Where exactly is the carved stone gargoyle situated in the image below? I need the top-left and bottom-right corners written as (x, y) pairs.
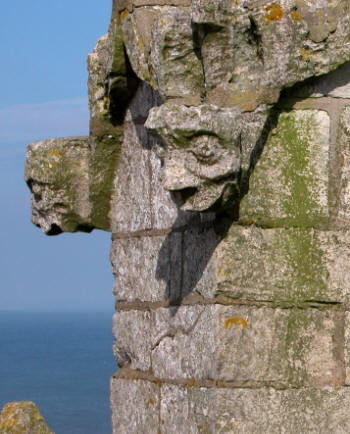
top-left (26, 0), bottom-right (350, 232)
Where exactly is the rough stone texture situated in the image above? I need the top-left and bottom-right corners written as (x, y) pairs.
top-left (214, 226), bottom-right (350, 303)
top-left (113, 305), bottom-right (343, 387)
top-left (24, 0), bottom-right (350, 433)
top-left (110, 378), bottom-right (159, 434)
top-left (111, 233), bottom-right (182, 303)
top-left (0, 401), bottom-right (54, 434)
top-left (336, 106), bottom-right (350, 225)
top-left (25, 137), bottom-right (91, 234)
top-left (160, 385), bottom-right (350, 433)
top-left (240, 109), bottom-right (330, 227)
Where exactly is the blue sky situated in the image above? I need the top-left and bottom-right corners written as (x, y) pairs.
top-left (0, 0), bottom-right (114, 311)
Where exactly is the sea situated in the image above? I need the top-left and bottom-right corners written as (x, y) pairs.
top-left (0, 311), bottom-right (117, 434)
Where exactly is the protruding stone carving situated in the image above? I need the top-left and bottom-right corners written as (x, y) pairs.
top-left (116, 0), bottom-right (350, 212)
top-left (25, 137), bottom-right (91, 235)
top-left (146, 104), bottom-right (242, 211)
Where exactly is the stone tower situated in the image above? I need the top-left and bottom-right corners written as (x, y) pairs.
top-left (25, 0), bottom-right (350, 432)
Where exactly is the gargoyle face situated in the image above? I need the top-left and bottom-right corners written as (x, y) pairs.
top-left (146, 104), bottom-right (242, 212)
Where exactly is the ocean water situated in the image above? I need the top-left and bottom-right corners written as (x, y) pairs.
top-left (0, 311), bottom-right (116, 434)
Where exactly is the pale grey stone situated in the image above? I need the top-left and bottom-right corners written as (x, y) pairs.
top-left (215, 305), bottom-right (343, 387)
top-left (148, 135), bottom-right (186, 229)
top-left (345, 311), bottom-right (350, 386)
top-left (336, 106), bottom-right (350, 225)
top-left (111, 232), bottom-right (182, 303)
top-left (160, 385), bottom-right (350, 433)
top-left (214, 387), bottom-right (350, 433)
top-left (110, 378), bottom-right (159, 434)
top-left (112, 311), bottom-right (152, 370)
top-left (111, 120), bottom-right (152, 233)
top-left (151, 306), bottom-right (216, 380)
top-left (113, 305), bottom-right (341, 386)
top-left (146, 104), bottom-right (242, 212)
top-left (160, 384), bottom-right (200, 434)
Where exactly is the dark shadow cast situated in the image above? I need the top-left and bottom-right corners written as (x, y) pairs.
top-left (140, 58), bottom-right (349, 316)
top-left (153, 98), bottom-right (288, 315)
top-left (285, 60), bottom-right (350, 99)
top-left (155, 211), bottom-right (232, 315)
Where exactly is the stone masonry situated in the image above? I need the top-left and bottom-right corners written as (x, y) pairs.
top-left (25, 1), bottom-right (350, 432)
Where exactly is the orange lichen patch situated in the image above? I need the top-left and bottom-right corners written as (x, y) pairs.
top-left (147, 397), bottom-right (156, 408)
top-left (186, 378), bottom-right (197, 387)
top-left (48, 149), bottom-right (60, 158)
top-left (290, 11), bottom-right (303, 22)
top-left (299, 48), bottom-right (312, 61)
top-left (119, 9), bottom-right (128, 20)
top-left (265, 3), bottom-right (284, 21)
top-left (198, 424), bottom-right (204, 430)
top-left (224, 317), bottom-right (248, 329)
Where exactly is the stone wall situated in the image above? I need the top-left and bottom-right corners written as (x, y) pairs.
top-left (109, 65), bottom-right (350, 433)
top-left (25, 1), bottom-right (350, 432)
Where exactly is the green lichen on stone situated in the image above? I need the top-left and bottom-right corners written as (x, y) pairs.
top-left (88, 115), bottom-right (123, 231)
top-left (273, 229), bottom-right (328, 302)
top-left (278, 113), bottom-right (322, 227)
top-left (284, 308), bottom-right (315, 385)
top-left (239, 110), bottom-right (329, 228)
top-left (110, 20), bottom-right (127, 77)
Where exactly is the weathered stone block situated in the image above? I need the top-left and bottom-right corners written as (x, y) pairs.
top-left (113, 305), bottom-right (342, 387)
top-left (240, 109), bottom-right (330, 228)
top-left (25, 137), bottom-right (91, 234)
top-left (160, 384), bottom-right (214, 434)
top-left (113, 307), bottom-right (210, 375)
top-left (214, 387), bottom-right (350, 433)
top-left (113, 310), bottom-right (153, 370)
top-left (336, 106), bottom-right (350, 226)
top-left (149, 8), bottom-right (204, 99)
top-left (151, 306), bottom-right (216, 380)
top-left (110, 378), bottom-right (159, 434)
top-left (215, 225), bottom-right (350, 303)
top-left (111, 119), bottom-right (152, 233)
top-left (159, 385), bottom-right (350, 433)
top-left (216, 305), bottom-right (343, 387)
top-left (344, 311), bottom-right (350, 386)
top-left (111, 232), bottom-right (182, 303)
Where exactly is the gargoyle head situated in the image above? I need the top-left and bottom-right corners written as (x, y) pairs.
top-left (146, 103), bottom-right (242, 212)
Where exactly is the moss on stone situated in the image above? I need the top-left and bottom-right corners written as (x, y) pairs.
top-left (274, 229), bottom-right (328, 302)
top-left (89, 115), bottom-right (123, 231)
top-left (239, 110), bottom-right (329, 229)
